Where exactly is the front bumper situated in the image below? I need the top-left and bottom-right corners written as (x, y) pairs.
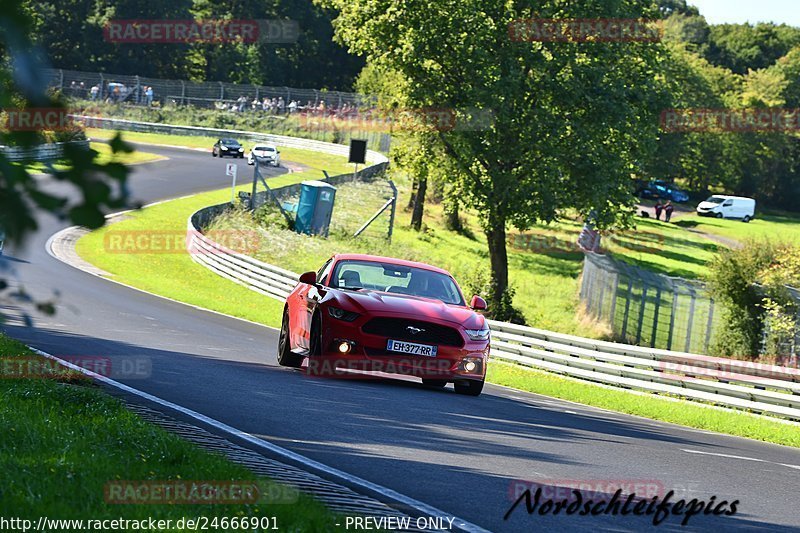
top-left (308, 314), bottom-right (489, 382)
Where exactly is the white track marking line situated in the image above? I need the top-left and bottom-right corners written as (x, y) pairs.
top-left (30, 347), bottom-right (491, 533)
top-left (682, 449), bottom-right (800, 470)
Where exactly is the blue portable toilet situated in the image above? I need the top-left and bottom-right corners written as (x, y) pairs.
top-left (295, 180), bottom-right (336, 237)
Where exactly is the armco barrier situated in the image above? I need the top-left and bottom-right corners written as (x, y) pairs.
top-left (186, 218), bottom-right (800, 421)
top-left (1, 140), bottom-right (90, 162)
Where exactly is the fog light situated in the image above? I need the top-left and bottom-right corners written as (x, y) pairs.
top-left (464, 361), bottom-right (476, 372)
top-left (338, 342), bottom-right (351, 354)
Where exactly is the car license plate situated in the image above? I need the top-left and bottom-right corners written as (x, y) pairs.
top-left (387, 339), bottom-right (437, 357)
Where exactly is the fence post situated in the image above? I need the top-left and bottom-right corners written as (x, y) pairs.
top-left (135, 75), bottom-right (140, 103)
top-left (388, 180), bottom-right (397, 243)
top-left (635, 281), bottom-right (649, 345)
top-left (667, 284), bottom-right (679, 351)
top-left (704, 298), bottom-right (715, 353)
top-left (650, 283), bottom-right (662, 348)
top-left (685, 285), bottom-right (697, 353)
top-left (180, 81), bottom-right (186, 105)
top-left (621, 277), bottom-right (634, 340)
top-left (219, 82), bottom-right (224, 101)
top-left (608, 270), bottom-right (619, 327)
top-left (59, 69), bottom-right (64, 91)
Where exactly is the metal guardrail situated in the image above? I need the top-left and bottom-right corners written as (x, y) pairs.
top-left (1, 140), bottom-right (90, 162)
top-left (186, 214), bottom-right (800, 420)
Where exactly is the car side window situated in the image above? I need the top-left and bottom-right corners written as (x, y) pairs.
top-left (723, 200), bottom-right (733, 206)
top-left (317, 259), bottom-right (333, 286)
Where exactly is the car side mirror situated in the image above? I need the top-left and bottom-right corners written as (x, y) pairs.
top-left (299, 271), bottom-right (316, 285)
top-left (470, 295), bottom-right (487, 311)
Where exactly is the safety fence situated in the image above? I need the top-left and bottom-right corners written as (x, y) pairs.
top-left (187, 214), bottom-right (800, 421)
top-left (580, 252), bottom-right (720, 354)
top-left (46, 68), bottom-right (369, 110)
top-left (0, 140), bottom-right (90, 162)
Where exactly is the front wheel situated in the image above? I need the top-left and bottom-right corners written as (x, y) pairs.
top-left (277, 310), bottom-right (304, 368)
top-left (715, 213), bottom-right (723, 219)
top-left (454, 379), bottom-right (484, 396)
top-left (743, 215), bottom-right (752, 223)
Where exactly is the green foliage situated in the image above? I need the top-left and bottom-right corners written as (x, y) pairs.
top-left (705, 23), bottom-right (800, 75)
top-left (320, 0), bottom-right (668, 315)
top-left (707, 241), bottom-right (778, 359)
top-left (757, 246), bottom-right (800, 358)
top-left (254, 202), bottom-right (292, 231)
top-left (24, 0), bottom-right (363, 89)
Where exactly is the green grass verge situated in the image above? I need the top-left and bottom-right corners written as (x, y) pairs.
top-left (674, 212), bottom-right (800, 244)
top-left (488, 362), bottom-right (800, 448)
top-left (0, 334), bottom-right (337, 525)
top-left (21, 142), bottom-right (164, 173)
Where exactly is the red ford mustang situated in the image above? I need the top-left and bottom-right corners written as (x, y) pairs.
top-left (277, 254), bottom-right (489, 396)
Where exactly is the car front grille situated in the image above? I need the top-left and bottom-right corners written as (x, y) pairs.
top-left (362, 318), bottom-right (464, 347)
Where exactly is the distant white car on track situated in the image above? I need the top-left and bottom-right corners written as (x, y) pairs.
top-left (248, 145), bottom-right (281, 167)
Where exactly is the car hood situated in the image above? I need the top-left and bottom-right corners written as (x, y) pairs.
top-left (697, 201), bottom-right (719, 209)
top-left (332, 290), bottom-right (485, 329)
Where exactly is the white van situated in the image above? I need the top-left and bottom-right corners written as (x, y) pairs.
top-left (696, 195), bottom-right (756, 222)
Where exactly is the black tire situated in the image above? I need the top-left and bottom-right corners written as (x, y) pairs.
top-left (212, 150), bottom-right (217, 157)
top-left (239, 153), bottom-right (244, 159)
top-left (277, 310), bottom-right (304, 368)
top-left (309, 312), bottom-right (322, 357)
top-left (715, 213), bottom-right (723, 219)
top-left (743, 215), bottom-right (752, 223)
top-left (422, 379), bottom-right (448, 388)
top-left (454, 379), bottom-right (484, 396)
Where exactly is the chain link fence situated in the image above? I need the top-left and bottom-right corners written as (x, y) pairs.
top-left (45, 68), bottom-right (370, 109)
top-left (580, 253), bottom-right (720, 354)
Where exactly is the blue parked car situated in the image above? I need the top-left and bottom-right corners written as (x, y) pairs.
top-left (636, 180), bottom-right (689, 203)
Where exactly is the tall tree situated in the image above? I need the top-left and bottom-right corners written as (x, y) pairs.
top-left (320, 0), bottom-right (668, 317)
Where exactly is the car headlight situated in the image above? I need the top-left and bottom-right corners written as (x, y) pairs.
top-left (327, 307), bottom-right (360, 322)
top-left (221, 146), bottom-right (228, 150)
top-left (238, 148), bottom-right (244, 152)
top-left (464, 328), bottom-right (490, 341)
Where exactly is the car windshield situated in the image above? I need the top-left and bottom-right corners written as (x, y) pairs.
top-left (706, 196), bottom-right (727, 204)
top-left (330, 260), bottom-right (465, 306)
top-left (222, 139), bottom-right (240, 145)
top-left (254, 146), bottom-right (275, 152)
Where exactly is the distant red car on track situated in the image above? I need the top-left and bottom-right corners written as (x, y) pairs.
top-left (277, 254), bottom-right (490, 396)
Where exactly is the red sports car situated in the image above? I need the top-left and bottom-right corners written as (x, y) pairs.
top-left (277, 254), bottom-right (489, 396)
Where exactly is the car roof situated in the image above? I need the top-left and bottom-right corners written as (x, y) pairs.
top-left (331, 254), bottom-right (452, 276)
top-left (709, 195), bottom-right (754, 201)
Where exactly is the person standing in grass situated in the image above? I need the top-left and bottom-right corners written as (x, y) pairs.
top-left (664, 200), bottom-right (674, 222)
top-left (654, 200), bottom-right (663, 221)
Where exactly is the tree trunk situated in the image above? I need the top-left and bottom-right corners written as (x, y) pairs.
top-left (410, 174), bottom-right (427, 231)
top-left (407, 178), bottom-right (418, 209)
top-left (485, 213), bottom-right (509, 313)
top-left (444, 196), bottom-right (462, 232)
